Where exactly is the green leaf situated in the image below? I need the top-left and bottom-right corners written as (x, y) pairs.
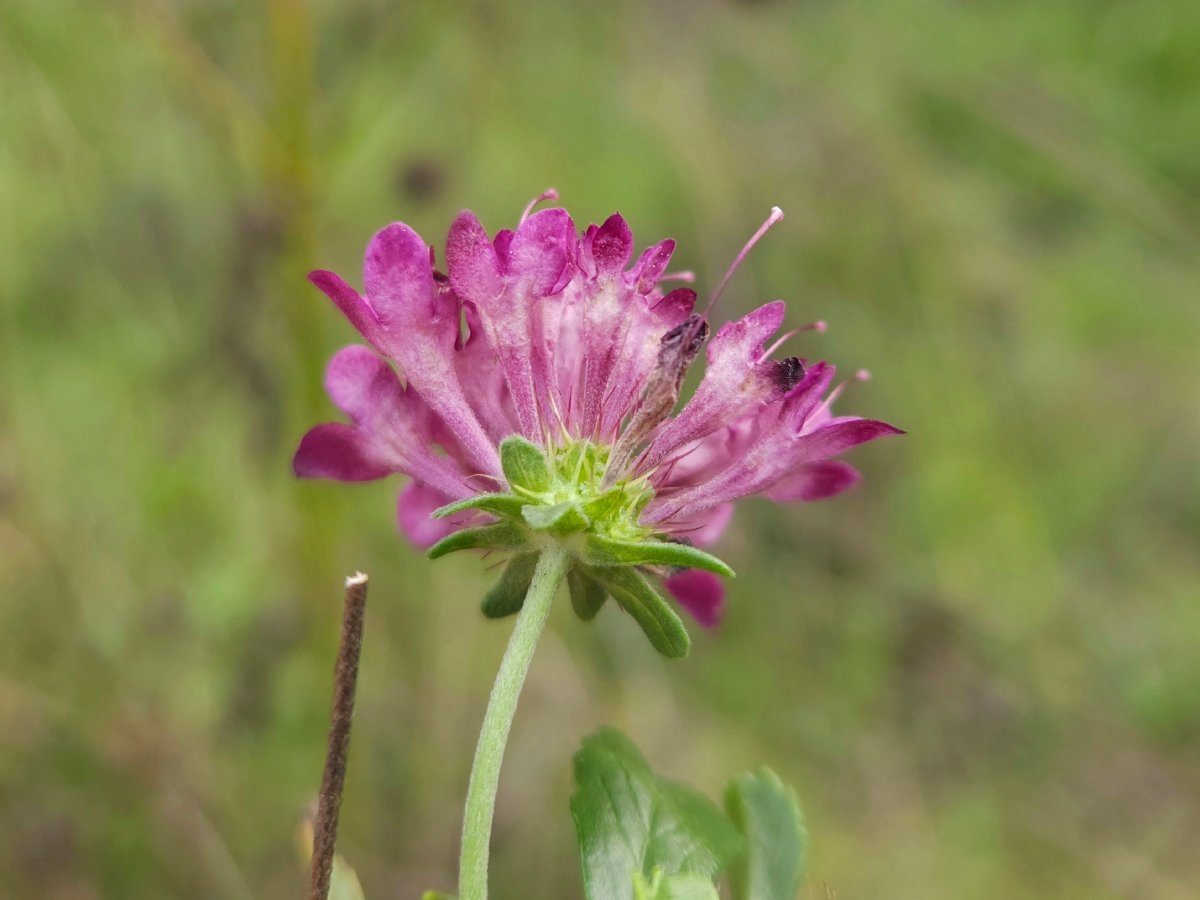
top-left (584, 536), bottom-right (735, 578)
top-left (499, 435), bottom-right (552, 493)
top-left (590, 567), bottom-right (691, 658)
top-left (481, 553), bottom-right (539, 619)
top-left (427, 522), bottom-right (529, 559)
top-left (724, 769), bottom-right (808, 900)
top-left (571, 728), bottom-right (742, 900)
top-left (420, 893), bottom-right (455, 900)
top-left (432, 492), bottom-right (525, 520)
top-left (568, 566), bottom-right (608, 621)
top-left (633, 870), bottom-right (721, 900)
top-left (523, 500), bottom-right (589, 534)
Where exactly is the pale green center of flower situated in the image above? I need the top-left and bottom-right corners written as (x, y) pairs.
top-left (507, 438), bottom-right (654, 542)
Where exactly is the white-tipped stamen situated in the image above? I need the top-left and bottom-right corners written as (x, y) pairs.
top-left (660, 270), bottom-right (697, 284)
top-left (705, 206), bottom-right (785, 316)
top-left (520, 188), bottom-right (560, 224)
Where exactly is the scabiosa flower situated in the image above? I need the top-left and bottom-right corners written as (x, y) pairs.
top-left (294, 194), bottom-right (901, 656)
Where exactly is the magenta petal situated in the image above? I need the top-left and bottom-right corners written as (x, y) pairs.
top-left (396, 481), bottom-right (461, 549)
top-left (591, 213), bottom-right (634, 276)
top-left (664, 569), bottom-right (726, 628)
top-left (690, 502), bottom-right (734, 546)
top-left (447, 211), bottom-right (504, 303)
top-left (324, 344), bottom-right (398, 422)
top-left (630, 239), bottom-right (675, 293)
top-left (508, 208), bottom-right (575, 296)
top-left (293, 423), bottom-right (393, 482)
top-left (362, 223), bottom-right (439, 330)
top-left (310, 270), bottom-right (380, 343)
top-left (765, 460), bottom-right (861, 502)
top-left (639, 301), bottom-right (798, 473)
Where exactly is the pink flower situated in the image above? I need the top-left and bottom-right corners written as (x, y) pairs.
top-left (295, 196), bottom-right (900, 654)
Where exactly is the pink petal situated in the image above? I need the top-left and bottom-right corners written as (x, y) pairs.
top-left (508, 208), bottom-right (576, 295)
top-left (629, 239), bottom-right (676, 294)
top-left (638, 302), bottom-right (800, 473)
top-left (358, 223), bottom-right (500, 475)
top-left (324, 344), bottom-right (398, 423)
top-left (764, 460), bottom-right (861, 502)
top-left (664, 569), bottom-right (726, 628)
top-left (451, 209), bottom-right (576, 436)
top-left (309, 270), bottom-right (381, 345)
top-left (396, 481), bottom-right (461, 549)
top-left (293, 423), bottom-right (393, 482)
top-left (591, 213), bottom-right (634, 276)
top-left (447, 211), bottom-right (504, 306)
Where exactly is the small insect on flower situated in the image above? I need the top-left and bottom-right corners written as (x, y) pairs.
top-left (294, 193), bottom-right (901, 656)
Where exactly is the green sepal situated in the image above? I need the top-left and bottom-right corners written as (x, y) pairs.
top-left (571, 728), bottom-right (742, 900)
top-left (590, 567), bottom-right (691, 658)
top-left (523, 501), bottom-right (589, 535)
top-left (499, 435), bottom-right (552, 493)
top-left (724, 769), bottom-right (808, 900)
top-left (481, 553), bottom-right (539, 619)
top-left (584, 536), bottom-right (735, 578)
top-left (432, 492), bottom-right (524, 520)
top-left (568, 565), bottom-right (608, 621)
top-left (427, 521), bottom-right (529, 559)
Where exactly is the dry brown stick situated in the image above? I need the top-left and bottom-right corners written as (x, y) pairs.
top-left (309, 572), bottom-right (369, 900)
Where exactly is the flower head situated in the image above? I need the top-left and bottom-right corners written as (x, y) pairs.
top-left (295, 195), bottom-right (901, 655)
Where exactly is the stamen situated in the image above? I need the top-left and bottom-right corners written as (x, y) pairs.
top-left (520, 188), bottom-right (560, 224)
top-left (820, 368), bottom-right (872, 414)
top-left (755, 319), bottom-right (827, 364)
top-left (660, 270), bottom-right (696, 284)
top-left (704, 206), bottom-right (785, 316)
top-left (758, 326), bottom-right (797, 363)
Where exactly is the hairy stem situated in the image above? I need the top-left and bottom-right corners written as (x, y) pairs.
top-left (458, 545), bottom-right (571, 900)
top-left (310, 573), bottom-right (368, 900)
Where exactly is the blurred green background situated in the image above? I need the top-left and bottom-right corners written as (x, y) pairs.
top-left (2, 0), bottom-right (1199, 897)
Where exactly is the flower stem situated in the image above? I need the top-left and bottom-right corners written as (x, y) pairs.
top-left (458, 545), bottom-right (571, 900)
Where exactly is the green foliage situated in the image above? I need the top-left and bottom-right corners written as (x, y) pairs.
top-left (633, 870), bottom-right (720, 900)
top-left (589, 567), bottom-right (691, 658)
top-left (480, 553), bottom-right (539, 619)
top-left (427, 522), bottom-right (530, 559)
top-left (522, 500), bottom-right (589, 535)
top-left (568, 566), bottom-right (609, 621)
top-left (584, 536), bottom-right (735, 578)
top-left (725, 770), bottom-right (808, 900)
top-left (433, 493), bottom-right (526, 520)
top-left (500, 436), bottom-right (554, 495)
top-left (571, 728), bottom-right (743, 900)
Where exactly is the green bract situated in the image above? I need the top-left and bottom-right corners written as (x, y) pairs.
top-left (429, 436), bottom-right (734, 658)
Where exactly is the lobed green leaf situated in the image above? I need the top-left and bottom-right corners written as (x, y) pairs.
top-left (572, 728), bottom-right (743, 900)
